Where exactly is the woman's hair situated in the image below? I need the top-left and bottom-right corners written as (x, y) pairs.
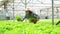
top-left (25, 10), bottom-right (32, 14)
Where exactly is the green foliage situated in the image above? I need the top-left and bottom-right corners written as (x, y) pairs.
top-left (29, 18), bottom-right (35, 22)
top-left (0, 19), bottom-right (60, 34)
top-left (28, 16), bottom-right (38, 22)
top-left (15, 16), bottom-right (21, 21)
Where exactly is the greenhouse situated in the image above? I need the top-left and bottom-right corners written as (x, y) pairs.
top-left (0, 0), bottom-right (60, 34)
top-left (0, 0), bottom-right (60, 19)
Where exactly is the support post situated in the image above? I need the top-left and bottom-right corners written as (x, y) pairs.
top-left (13, 0), bottom-right (14, 20)
top-left (52, 0), bottom-right (54, 25)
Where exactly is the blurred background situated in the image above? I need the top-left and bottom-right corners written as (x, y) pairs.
top-left (0, 0), bottom-right (60, 20)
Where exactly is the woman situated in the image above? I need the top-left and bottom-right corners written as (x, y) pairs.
top-left (22, 10), bottom-right (40, 24)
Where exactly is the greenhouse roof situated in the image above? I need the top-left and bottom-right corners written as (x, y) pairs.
top-left (0, 0), bottom-right (60, 10)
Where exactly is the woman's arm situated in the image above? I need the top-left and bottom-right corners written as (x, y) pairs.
top-left (33, 13), bottom-right (40, 19)
top-left (22, 16), bottom-right (26, 21)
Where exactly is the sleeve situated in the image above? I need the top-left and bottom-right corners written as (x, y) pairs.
top-left (33, 13), bottom-right (40, 19)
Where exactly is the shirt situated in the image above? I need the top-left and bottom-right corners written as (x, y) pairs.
top-left (22, 12), bottom-right (40, 20)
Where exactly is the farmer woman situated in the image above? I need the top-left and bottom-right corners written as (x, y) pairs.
top-left (22, 10), bottom-right (40, 24)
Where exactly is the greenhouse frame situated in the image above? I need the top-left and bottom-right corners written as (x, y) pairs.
top-left (0, 0), bottom-right (60, 25)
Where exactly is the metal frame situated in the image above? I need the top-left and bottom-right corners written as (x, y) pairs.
top-left (0, 0), bottom-right (60, 25)
top-left (52, 0), bottom-right (54, 25)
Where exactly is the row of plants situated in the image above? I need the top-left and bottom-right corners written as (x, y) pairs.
top-left (0, 20), bottom-right (60, 34)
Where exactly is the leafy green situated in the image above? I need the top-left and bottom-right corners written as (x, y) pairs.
top-left (0, 19), bottom-right (60, 34)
